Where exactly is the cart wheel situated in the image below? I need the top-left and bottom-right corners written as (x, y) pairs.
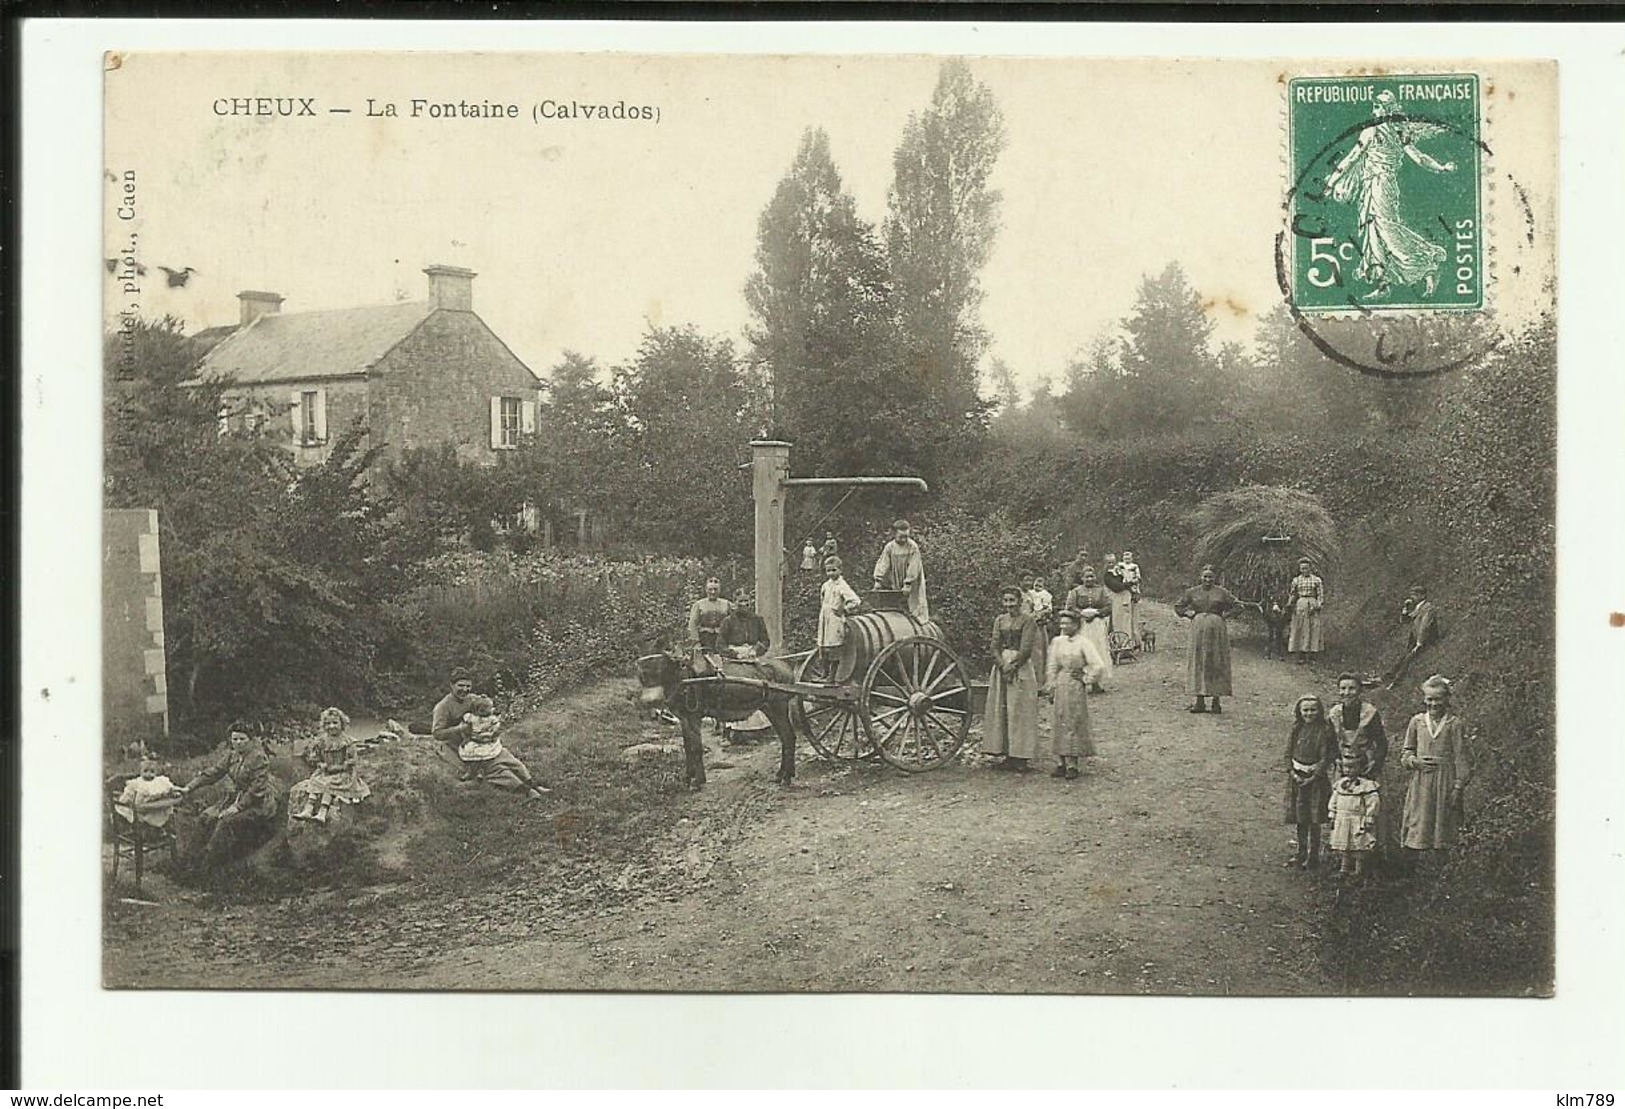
top-left (861, 636), bottom-right (971, 772)
top-left (792, 650), bottom-right (876, 762)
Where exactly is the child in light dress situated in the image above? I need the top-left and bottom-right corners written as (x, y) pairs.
top-left (459, 695), bottom-right (505, 761)
top-left (115, 758), bottom-right (183, 828)
top-left (459, 695), bottom-right (550, 801)
top-left (1399, 674), bottom-right (1472, 865)
top-left (817, 556), bottom-right (863, 670)
top-left (289, 706), bottom-right (372, 824)
top-left (1328, 752), bottom-right (1381, 878)
top-left (1117, 551), bottom-right (1142, 597)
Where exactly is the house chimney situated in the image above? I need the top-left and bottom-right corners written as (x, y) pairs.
top-left (238, 290), bottom-right (284, 327)
top-left (424, 264), bottom-right (476, 311)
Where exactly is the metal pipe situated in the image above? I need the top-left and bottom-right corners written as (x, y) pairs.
top-left (782, 476), bottom-right (929, 492)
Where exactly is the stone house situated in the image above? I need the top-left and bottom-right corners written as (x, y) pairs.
top-left (191, 265), bottom-right (541, 468)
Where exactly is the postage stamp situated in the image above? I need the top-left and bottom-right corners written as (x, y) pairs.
top-left (1287, 74), bottom-right (1484, 314)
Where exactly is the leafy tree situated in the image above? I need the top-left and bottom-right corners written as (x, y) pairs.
top-left (614, 324), bottom-right (761, 556)
top-left (473, 351), bottom-right (638, 546)
top-left (106, 317), bottom-right (426, 722)
top-left (984, 357), bottom-right (1021, 414)
top-left (1055, 332), bottom-right (1122, 438)
top-left (1250, 303), bottom-right (1372, 433)
top-left (884, 59), bottom-right (1007, 469)
top-left (1112, 262), bottom-right (1222, 435)
top-left (385, 444), bottom-right (508, 552)
top-left (744, 128), bottom-right (908, 477)
top-left (989, 372), bottom-right (1067, 451)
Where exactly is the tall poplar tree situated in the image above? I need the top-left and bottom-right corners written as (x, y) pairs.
top-left (744, 128), bottom-right (910, 477)
top-left (883, 59), bottom-right (1007, 461)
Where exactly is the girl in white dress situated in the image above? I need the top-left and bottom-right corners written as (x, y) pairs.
top-left (1041, 609), bottom-right (1108, 780)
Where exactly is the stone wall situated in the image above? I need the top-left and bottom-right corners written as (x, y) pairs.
top-left (222, 378), bottom-right (371, 466)
top-left (103, 508), bottom-right (168, 747)
top-left (370, 309), bottom-right (541, 464)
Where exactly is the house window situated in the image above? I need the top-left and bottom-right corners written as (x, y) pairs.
top-left (291, 388), bottom-right (328, 447)
top-left (490, 395), bottom-right (535, 450)
top-left (301, 391), bottom-right (319, 445)
top-left (499, 396), bottom-right (523, 449)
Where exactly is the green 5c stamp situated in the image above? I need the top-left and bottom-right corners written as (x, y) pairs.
top-left (1288, 74), bottom-right (1483, 313)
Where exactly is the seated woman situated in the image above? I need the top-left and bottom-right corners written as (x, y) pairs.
top-left (687, 576), bottom-right (734, 655)
top-left (717, 588), bottom-right (773, 743)
top-left (458, 695), bottom-right (551, 802)
top-left (289, 707), bottom-right (372, 825)
top-left (176, 722), bottom-right (280, 869)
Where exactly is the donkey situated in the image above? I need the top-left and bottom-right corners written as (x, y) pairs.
top-left (1237, 597), bottom-right (1292, 660)
top-left (635, 646), bottom-right (799, 790)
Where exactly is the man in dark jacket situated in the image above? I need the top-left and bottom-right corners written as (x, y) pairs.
top-left (431, 667), bottom-right (478, 778)
top-left (718, 588), bottom-right (771, 659)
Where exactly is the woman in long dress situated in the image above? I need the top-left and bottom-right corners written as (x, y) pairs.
top-left (1286, 557), bottom-right (1326, 664)
top-left (1174, 564), bottom-right (1238, 714)
top-left (1042, 609), bottom-right (1107, 780)
top-left (1103, 555), bottom-right (1138, 646)
top-left (1400, 674), bottom-right (1472, 855)
top-left (1064, 567), bottom-right (1113, 693)
top-left (981, 585), bottom-right (1041, 772)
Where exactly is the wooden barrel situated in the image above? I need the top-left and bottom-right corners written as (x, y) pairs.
top-left (836, 610), bottom-right (941, 682)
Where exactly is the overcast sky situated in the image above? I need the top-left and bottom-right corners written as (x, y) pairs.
top-left (104, 53), bottom-right (1555, 394)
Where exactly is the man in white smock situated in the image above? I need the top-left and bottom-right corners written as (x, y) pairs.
top-left (872, 518), bottom-right (929, 622)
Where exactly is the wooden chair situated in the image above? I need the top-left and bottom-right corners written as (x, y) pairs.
top-left (106, 787), bottom-right (179, 892)
top-left (1107, 630), bottom-right (1141, 666)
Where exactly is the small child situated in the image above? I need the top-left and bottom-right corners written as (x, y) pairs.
top-left (1284, 695), bottom-right (1336, 869)
top-left (459, 696), bottom-right (550, 801)
top-left (115, 758), bottom-right (182, 828)
top-left (1117, 550), bottom-right (1143, 597)
top-left (1328, 751), bottom-right (1381, 878)
top-left (459, 695), bottom-right (505, 762)
top-left (817, 556), bottom-right (863, 670)
top-left (290, 706), bottom-right (372, 824)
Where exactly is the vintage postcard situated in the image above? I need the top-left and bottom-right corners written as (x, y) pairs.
top-left (98, 50), bottom-right (1557, 1000)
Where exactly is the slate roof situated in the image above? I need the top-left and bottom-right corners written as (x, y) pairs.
top-left (193, 300), bottom-right (437, 385)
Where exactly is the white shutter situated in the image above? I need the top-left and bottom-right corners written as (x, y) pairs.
top-left (520, 399), bottom-right (536, 436)
top-left (489, 396), bottom-right (503, 449)
top-left (290, 390), bottom-right (303, 441)
top-left (314, 388), bottom-right (328, 442)
top-left (217, 405), bottom-right (230, 438)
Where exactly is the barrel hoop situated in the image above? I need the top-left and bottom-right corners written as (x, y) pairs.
top-left (839, 611), bottom-right (944, 680)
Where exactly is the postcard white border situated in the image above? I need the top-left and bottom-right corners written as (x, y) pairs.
top-left (20, 17), bottom-right (1625, 1090)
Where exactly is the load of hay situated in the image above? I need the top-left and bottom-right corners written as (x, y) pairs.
top-left (1190, 485), bottom-right (1338, 605)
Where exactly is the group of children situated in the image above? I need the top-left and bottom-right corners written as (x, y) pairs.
top-left (1284, 672), bottom-right (1470, 879)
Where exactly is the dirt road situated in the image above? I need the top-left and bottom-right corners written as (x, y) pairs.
top-left (108, 603), bottom-right (1345, 994)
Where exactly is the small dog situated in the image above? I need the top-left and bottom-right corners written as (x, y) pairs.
top-left (1140, 623), bottom-right (1156, 653)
